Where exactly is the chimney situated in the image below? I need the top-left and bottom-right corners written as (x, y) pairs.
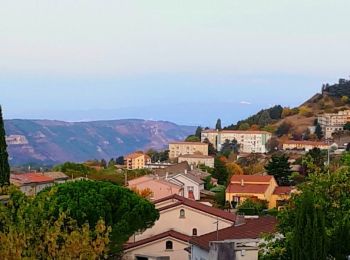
top-left (190, 164), bottom-right (194, 171)
top-left (184, 169), bottom-right (188, 175)
top-left (235, 213), bottom-right (246, 226)
top-left (165, 172), bottom-right (169, 180)
top-left (241, 179), bottom-right (244, 186)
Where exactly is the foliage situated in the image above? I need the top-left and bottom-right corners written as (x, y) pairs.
top-left (116, 156), bottom-right (124, 165)
top-left (265, 154), bottom-right (292, 186)
top-left (202, 138), bottom-right (217, 155)
top-left (275, 121), bottom-right (293, 137)
top-left (259, 234), bottom-right (290, 260)
top-left (185, 135), bottom-right (201, 142)
top-left (237, 198), bottom-right (268, 215)
top-left (344, 122), bottom-right (350, 131)
top-left (225, 105), bottom-right (283, 130)
top-left (130, 187), bottom-right (154, 199)
top-left (221, 139), bottom-right (239, 155)
top-left (322, 78), bottom-right (350, 97)
top-left (37, 180), bottom-right (159, 252)
top-left (215, 118), bottom-right (222, 130)
top-left (0, 106), bottom-right (10, 186)
top-left (238, 122), bottom-right (250, 130)
top-left (213, 185), bottom-right (227, 209)
top-left (265, 137), bottom-right (279, 153)
top-left (341, 95), bottom-right (349, 104)
top-left (108, 158), bottom-right (116, 167)
top-left (146, 149), bottom-right (169, 162)
top-left (301, 148), bottom-right (326, 175)
top-left (298, 106), bottom-right (313, 117)
top-left (0, 185), bottom-right (111, 258)
top-left (315, 123), bottom-right (324, 140)
top-left (195, 126), bottom-right (203, 138)
top-left (226, 162), bottom-right (243, 183)
top-left (213, 156), bottom-right (228, 185)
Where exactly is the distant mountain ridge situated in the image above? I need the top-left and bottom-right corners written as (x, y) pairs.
top-left (5, 119), bottom-right (195, 165)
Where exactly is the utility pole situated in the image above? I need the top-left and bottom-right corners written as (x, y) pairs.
top-left (213, 218), bottom-right (219, 241)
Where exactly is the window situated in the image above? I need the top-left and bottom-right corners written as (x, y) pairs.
top-left (192, 228), bottom-right (197, 236)
top-left (179, 209), bottom-right (185, 218)
top-left (166, 241), bottom-right (173, 250)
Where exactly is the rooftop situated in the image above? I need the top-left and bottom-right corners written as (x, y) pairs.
top-left (10, 173), bottom-right (55, 185)
top-left (124, 230), bottom-right (191, 250)
top-left (42, 171), bottom-right (69, 180)
top-left (273, 186), bottom-right (294, 195)
top-left (283, 140), bottom-right (329, 146)
top-left (178, 154), bottom-right (214, 159)
top-left (190, 216), bottom-right (277, 251)
top-left (155, 194), bottom-right (236, 222)
top-left (125, 152), bottom-right (148, 160)
top-left (226, 184), bottom-right (270, 194)
top-left (169, 141), bottom-right (208, 145)
top-left (230, 175), bottom-right (273, 183)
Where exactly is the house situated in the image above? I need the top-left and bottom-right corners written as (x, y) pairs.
top-left (318, 110), bottom-right (350, 139)
top-left (225, 175), bottom-right (293, 209)
top-left (178, 154), bottom-right (215, 168)
top-left (168, 142), bottom-right (208, 160)
top-left (128, 175), bottom-right (183, 201)
top-left (201, 130), bottom-right (272, 154)
top-left (168, 171), bottom-right (205, 201)
top-left (123, 194), bottom-right (236, 260)
top-left (124, 152), bottom-right (152, 170)
top-left (153, 161), bottom-right (191, 177)
top-left (10, 173), bottom-right (56, 196)
top-left (282, 140), bottom-right (329, 151)
top-left (41, 171), bottom-right (69, 184)
top-left (190, 216), bottom-right (277, 260)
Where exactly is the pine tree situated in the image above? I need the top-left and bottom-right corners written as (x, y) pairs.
top-left (0, 106), bottom-right (10, 186)
top-left (315, 123), bottom-right (324, 140)
top-left (195, 126), bottom-right (203, 138)
top-left (265, 153), bottom-right (291, 186)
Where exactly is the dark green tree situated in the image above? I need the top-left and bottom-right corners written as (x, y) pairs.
top-left (185, 135), bottom-right (200, 142)
top-left (258, 111), bottom-right (272, 127)
top-left (195, 126), bottom-right (203, 138)
top-left (275, 121), bottom-right (293, 137)
top-left (215, 118), bottom-right (222, 130)
top-left (291, 191), bottom-right (327, 260)
top-left (0, 106), bottom-right (10, 186)
top-left (100, 159), bottom-right (107, 168)
top-left (37, 180), bottom-right (159, 253)
top-left (315, 123), bottom-right (324, 140)
top-left (108, 158), bottom-right (116, 168)
top-left (203, 138), bottom-right (217, 156)
top-left (265, 154), bottom-right (292, 186)
top-left (116, 156), bottom-right (124, 165)
top-left (343, 122), bottom-right (350, 131)
top-left (213, 157), bottom-right (228, 185)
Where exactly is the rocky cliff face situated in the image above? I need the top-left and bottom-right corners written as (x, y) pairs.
top-left (5, 119), bottom-right (195, 165)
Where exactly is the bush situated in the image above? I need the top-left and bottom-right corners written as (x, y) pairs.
top-left (237, 198), bottom-right (268, 215)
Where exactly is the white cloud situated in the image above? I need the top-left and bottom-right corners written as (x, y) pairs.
top-left (240, 101), bottom-right (251, 105)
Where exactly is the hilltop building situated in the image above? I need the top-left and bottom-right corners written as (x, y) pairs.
top-left (317, 110), bottom-right (350, 139)
top-left (178, 154), bottom-right (214, 168)
top-left (282, 140), bottom-right (329, 152)
top-left (201, 130), bottom-right (272, 153)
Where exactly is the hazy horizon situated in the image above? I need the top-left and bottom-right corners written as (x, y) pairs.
top-left (1, 1), bottom-right (349, 126)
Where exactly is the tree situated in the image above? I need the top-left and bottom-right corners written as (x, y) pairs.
top-left (315, 123), bottom-right (324, 140)
top-left (275, 121), bottom-right (293, 137)
top-left (265, 154), bottom-right (292, 186)
top-left (203, 138), bottom-right (217, 156)
top-left (100, 159), bottom-right (107, 169)
top-left (108, 158), bottom-right (116, 168)
top-left (265, 137), bottom-right (279, 153)
top-left (37, 180), bottom-right (159, 253)
top-left (226, 162), bottom-right (243, 183)
top-left (291, 191), bottom-right (327, 260)
top-left (213, 156), bottom-right (228, 185)
top-left (116, 156), bottom-right (124, 165)
top-left (344, 122), bottom-right (350, 131)
top-left (195, 126), bottom-right (203, 138)
top-left (0, 106), bottom-right (10, 186)
top-left (215, 118), bottom-right (222, 130)
top-left (238, 123), bottom-right (250, 130)
top-left (185, 135), bottom-right (200, 142)
top-left (258, 111), bottom-right (272, 126)
top-left (341, 95), bottom-right (349, 104)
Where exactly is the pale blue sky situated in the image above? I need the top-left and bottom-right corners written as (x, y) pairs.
top-left (1, 1), bottom-right (349, 126)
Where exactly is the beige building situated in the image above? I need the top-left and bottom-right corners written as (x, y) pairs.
top-left (123, 194), bottom-right (236, 260)
top-left (318, 110), bottom-right (350, 139)
top-left (201, 130), bottom-right (272, 154)
top-left (10, 173), bottom-right (56, 196)
top-left (282, 140), bottom-right (329, 151)
top-left (124, 152), bottom-right (151, 170)
top-left (201, 129), bottom-right (219, 149)
top-left (178, 154), bottom-right (214, 168)
top-left (168, 142), bottom-right (208, 160)
top-left (226, 175), bottom-right (293, 209)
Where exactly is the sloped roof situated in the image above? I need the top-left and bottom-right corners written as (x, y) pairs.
top-left (155, 194), bottom-right (236, 222)
top-left (154, 161), bottom-right (191, 176)
top-left (226, 184), bottom-right (270, 194)
top-left (230, 175), bottom-right (273, 183)
top-left (124, 152), bottom-right (146, 159)
top-left (169, 141), bottom-right (208, 145)
top-left (190, 216), bottom-right (277, 251)
top-left (124, 230), bottom-right (190, 250)
top-left (178, 154), bottom-right (214, 159)
top-left (10, 173), bottom-right (54, 185)
top-left (42, 171), bottom-right (68, 180)
top-left (273, 186), bottom-right (294, 195)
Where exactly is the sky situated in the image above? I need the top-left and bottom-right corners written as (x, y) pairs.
top-left (1, 0), bottom-right (349, 126)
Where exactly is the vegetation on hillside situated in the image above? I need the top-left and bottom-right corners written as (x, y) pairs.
top-left (0, 106), bottom-right (10, 186)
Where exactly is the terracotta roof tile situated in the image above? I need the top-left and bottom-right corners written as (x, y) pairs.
top-left (190, 216), bottom-right (277, 251)
top-left (124, 230), bottom-right (190, 250)
top-left (226, 184), bottom-right (270, 194)
top-left (155, 194), bottom-right (236, 222)
top-left (10, 173), bottom-right (55, 184)
top-left (273, 186), bottom-right (294, 195)
top-left (154, 162), bottom-right (191, 176)
top-left (230, 175), bottom-right (273, 183)
top-left (169, 141), bottom-right (208, 145)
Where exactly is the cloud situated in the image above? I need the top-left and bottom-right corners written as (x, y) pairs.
top-left (239, 101), bottom-right (252, 105)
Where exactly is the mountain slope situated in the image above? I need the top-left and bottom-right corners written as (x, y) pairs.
top-left (5, 119), bottom-right (195, 165)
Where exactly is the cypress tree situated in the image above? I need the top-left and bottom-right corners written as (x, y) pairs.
top-left (0, 106), bottom-right (10, 186)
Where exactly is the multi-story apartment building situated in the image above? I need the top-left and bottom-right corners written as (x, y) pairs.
top-left (178, 154), bottom-right (215, 168)
top-left (282, 140), bottom-right (329, 152)
top-left (201, 130), bottom-right (272, 154)
top-left (200, 129), bottom-right (219, 149)
top-left (317, 110), bottom-right (350, 139)
top-left (168, 142), bottom-right (208, 160)
top-left (124, 152), bottom-right (151, 170)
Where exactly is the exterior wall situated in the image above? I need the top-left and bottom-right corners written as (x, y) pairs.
top-left (20, 183), bottom-right (53, 196)
top-left (169, 143), bottom-right (208, 160)
top-left (318, 110), bottom-right (350, 139)
top-left (178, 156), bottom-right (214, 168)
top-left (129, 179), bottom-right (183, 201)
top-left (123, 237), bottom-right (189, 260)
top-left (270, 194), bottom-right (291, 209)
top-left (125, 154), bottom-right (151, 169)
top-left (170, 175), bottom-right (202, 201)
top-left (201, 131), bottom-right (219, 149)
top-left (191, 245), bottom-right (209, 260)
top-left (131, 205), bottom-right (234, 243)
top-left (282, 142), bottom-right (329, 151)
